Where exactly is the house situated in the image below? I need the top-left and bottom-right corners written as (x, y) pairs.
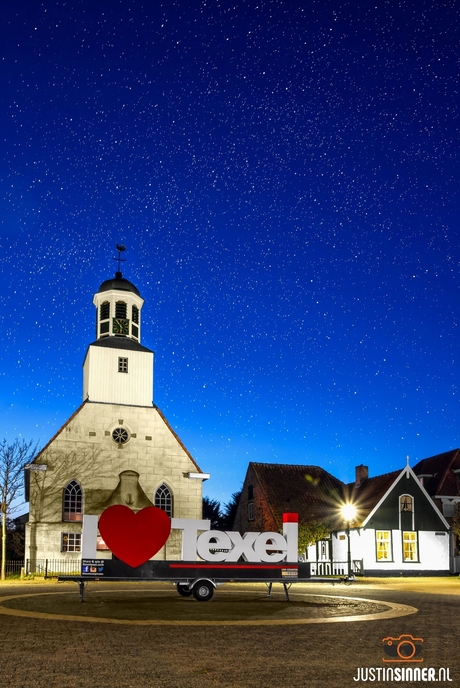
top-left (328, 463), bottom-right (451, 576)
top-left (233, 460), bottom-right (452, 576)
top-left (412, 449), bottom-right (460, 572)
top-left (25, 263), bottom-right (209, 568)
top-left (232, 462), bottom-right (344, 535)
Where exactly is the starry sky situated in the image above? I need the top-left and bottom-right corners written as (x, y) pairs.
top-left (1, 0), bottom-right (459, 506)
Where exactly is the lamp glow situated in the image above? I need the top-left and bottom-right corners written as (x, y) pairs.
top-left (341, 503), bottom-right (356, 522)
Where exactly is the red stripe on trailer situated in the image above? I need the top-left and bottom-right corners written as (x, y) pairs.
top-left (169, 563), bottom-right (299, 570)
top-left (282, 513), bottom-right (298, 522)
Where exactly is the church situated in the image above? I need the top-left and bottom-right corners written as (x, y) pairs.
top-left (25, 256), bottom-right (209, 567)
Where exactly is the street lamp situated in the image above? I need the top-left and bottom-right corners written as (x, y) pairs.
top-left (341, 504), bottom-right (357, 577)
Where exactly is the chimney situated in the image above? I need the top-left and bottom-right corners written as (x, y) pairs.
top-left (355, 464), bottom-right (368, 487)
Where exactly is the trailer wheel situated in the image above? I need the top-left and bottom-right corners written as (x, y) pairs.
top-left (176, 583), bottom-right (193, 597)
top-left (192, 580), bottom-right (214, 601)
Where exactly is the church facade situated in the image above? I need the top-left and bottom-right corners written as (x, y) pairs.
top-left (25, 267), bottom-right (208, 566)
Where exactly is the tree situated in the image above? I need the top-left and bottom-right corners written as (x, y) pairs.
top-left (202, 496), bottom-right (223, 530)
top-left (297, 520), bottom-right (331, 556)
top-left (0, 439), bottom-right (37, 579)
top-left (221, 490), bottom-right (241, 530)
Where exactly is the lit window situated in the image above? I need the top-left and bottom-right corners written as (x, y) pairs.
top-left (118, 357), bottom-right (128, 373)
top-left (155, 484), bottom-right (173, 517)
top-left (400, 495), bottom-right (413, 512)
top-left (61, 533), bottom-right (81, 552)
top-left (403, 531), bottom-right (418, 561)
top-left (376, 531), bottom-right (392, 561)
top-left (63, 480), bottom-right (82, 522)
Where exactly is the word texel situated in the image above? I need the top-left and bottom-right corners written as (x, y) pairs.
top-left (171, 513), bottom-right (298, 563)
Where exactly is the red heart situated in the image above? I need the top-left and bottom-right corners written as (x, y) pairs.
top-left (99, 505), bottom-right (171, 568)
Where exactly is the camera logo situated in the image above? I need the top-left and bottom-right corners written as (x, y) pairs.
top-left (382, 635), bottom-right (424, 663)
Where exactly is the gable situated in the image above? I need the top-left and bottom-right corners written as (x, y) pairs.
top-left (364, 471), bottom-right (448, 532)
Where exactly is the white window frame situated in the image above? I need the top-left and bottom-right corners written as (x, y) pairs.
top-left (402, 531), bottom-right (418, 562)
top-left (375, 530), bottom-right (392, 561)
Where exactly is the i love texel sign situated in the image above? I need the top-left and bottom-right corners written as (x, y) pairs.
top-left (84, 506), bottom-right (299, 568)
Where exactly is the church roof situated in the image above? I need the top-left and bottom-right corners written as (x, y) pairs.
top-left (97, 272), bottom-right (141, 296)
top-left (86, 337), bottom-right (153, 354)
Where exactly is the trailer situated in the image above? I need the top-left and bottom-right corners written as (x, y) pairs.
top-left (61, 507), bottom-right (312, 601)
top-left (59, 558), bottom-right (311, 602)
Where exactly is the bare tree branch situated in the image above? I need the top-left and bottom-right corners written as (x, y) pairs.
top-left (0, 438), bottom-right (38, 579)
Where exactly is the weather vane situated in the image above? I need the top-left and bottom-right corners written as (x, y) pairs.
top-left (113, 243), bottom-right (126, 276)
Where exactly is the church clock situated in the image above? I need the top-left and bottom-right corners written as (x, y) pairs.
top-left (113, 318), bottom-right (130, 335)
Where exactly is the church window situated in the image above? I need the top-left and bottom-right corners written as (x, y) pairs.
top-left (132, 305), bottom-right (139, 324)
top-left (100, 302), bottom-right (110, 321)
top-left (375, 531), bottom-right (392, 561)
top-left (400, 495), bottom-right (413, 512)
top-left (118, 357), bottom-right (128, 373)
top-left (132, 324), bottom-right (139, 339)
top-left (112, 427), bottom-right (130, 444)
top-left (61, 532), bottom-right (81, 552)
top-left (402, 531), bottom-right (418, 561)
top-left (63, 480), bottom-right (83, 522)
top-left (100, 321), bottom-right (110, 335)
top-left (247, 502), bottom-right (255, 521)
top-left (115, 301), bottom-right (127, 318)
top-left (155, 484), bottom-right (173, 517)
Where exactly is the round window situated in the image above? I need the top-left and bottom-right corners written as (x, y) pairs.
top-left (112, 427), bottom-right (129, 444)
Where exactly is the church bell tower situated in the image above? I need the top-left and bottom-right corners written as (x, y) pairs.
top-left (83, 246), bottom-right (154, 406)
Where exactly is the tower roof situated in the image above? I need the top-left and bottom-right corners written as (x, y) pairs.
top-left (97, 271), bottom-right (141, 297)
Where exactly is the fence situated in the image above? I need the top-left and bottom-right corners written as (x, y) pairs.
top-left (310, 559), bottom-right (363, 577)
top-left (1, 560), bottom-right (24, 578)
top-left (24, 559), bottom-right (82, 578)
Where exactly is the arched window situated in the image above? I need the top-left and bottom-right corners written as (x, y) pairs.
top-left (100, 302), bottom-right (110, 321)
top-left (115, 301), bottom-right (127, 318)
top-left (155, 484), bottom-right (173, 518)
top-left (400, 495), bottom-right (413, 512)
top-left (63, 480), bottom-right (83, 522)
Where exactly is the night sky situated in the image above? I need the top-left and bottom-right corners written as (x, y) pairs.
top-left (2, 1), bottom-right (459, 505)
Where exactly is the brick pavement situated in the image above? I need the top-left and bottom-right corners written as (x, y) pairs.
top-left (0, 579), bottom-right (458, 688)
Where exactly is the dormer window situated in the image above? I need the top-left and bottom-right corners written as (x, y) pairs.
top-left (400, 495), bottom-right (413, 512)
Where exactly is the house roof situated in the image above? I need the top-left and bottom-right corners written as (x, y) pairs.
top-left (240, 451), bottom-right (458, 532)
top-left (249, 462), bottom-right (345, 529)
top-left (412, 449), bottom-right (460, 498)
top-left (346, 469), bottom-right (402, 526)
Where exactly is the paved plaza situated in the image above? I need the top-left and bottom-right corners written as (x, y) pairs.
top-left (0, 578), bottom-right (459, 688)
